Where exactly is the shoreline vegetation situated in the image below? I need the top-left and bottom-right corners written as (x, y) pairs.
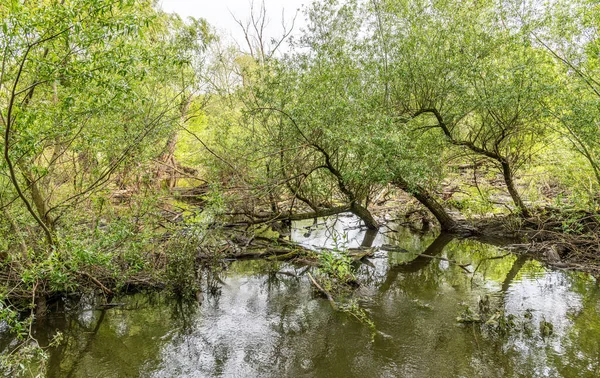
top-left (1, 0), bottom-right (600, 374)
top-left (1, 197), bottom-right (598, 303)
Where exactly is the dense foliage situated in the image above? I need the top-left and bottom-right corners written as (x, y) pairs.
top-left (1, 0), bottom-right (599, 374)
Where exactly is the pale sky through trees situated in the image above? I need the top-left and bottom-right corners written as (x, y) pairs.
top-left (159, 0), bottom-right (307, 47)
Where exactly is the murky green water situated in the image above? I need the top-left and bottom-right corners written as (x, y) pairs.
top-left (6, 215), bottom-right (600, 377)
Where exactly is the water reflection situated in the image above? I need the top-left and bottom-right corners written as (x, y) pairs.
top-left (291, 213), bottom-right (390, 249)
top-left (7, 214), bottom-right (600, 377)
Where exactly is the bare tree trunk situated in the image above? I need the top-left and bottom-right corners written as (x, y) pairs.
top-left (279, 206), bottom-right (351, 221)
top-left (266, 163), bottom-right (279, 213)
top-left (22, 169), bottom-right (55, 231)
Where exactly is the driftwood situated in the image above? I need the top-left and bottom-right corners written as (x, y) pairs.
top-left (230, 247), bottom-right (305, 260)
top-left (347, 248), bottom-right (376, 261)
top-left (225, 206), bottom-right (352, 226)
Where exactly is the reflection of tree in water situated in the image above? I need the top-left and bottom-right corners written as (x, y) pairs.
top-left (379, 232), bottom-right (454, 293)
top-left (61, 309), bottom-right (107, 378)
top-left (372, 235), bottom-right (550, 377)
top-left (501, 255), bottom-right (529, 293)
top-left (360, 228), bottom-right (378, 248)
top-left (29, 230), bottom-right (600, 378)
top-left (149, 267), bottom-right (340, 376)
top-left (553, 281), bottom-right (600, 377)
top-left (447, 247), bottom-right (600, 378)
top-left (35, 295), bottom-right (184, 377)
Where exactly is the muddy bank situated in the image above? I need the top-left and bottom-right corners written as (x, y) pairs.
top-left (472, 210), bottom-right (600, 274)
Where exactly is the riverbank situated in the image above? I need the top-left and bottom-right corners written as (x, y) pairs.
top-left (2, 203), bottom-right (599, 309)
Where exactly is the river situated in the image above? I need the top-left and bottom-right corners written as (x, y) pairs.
top-left (6, 214), bottom-right (600, 377)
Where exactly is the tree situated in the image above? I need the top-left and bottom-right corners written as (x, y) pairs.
top-left (379, 0), bottom-right (554, 218)
top-left (234, 0), bottom-right (461, 231)
top-left (534, 0), bottom-right (600, 192)
top-left (0, 0), bottom-right (189, 250)
top-left (240, 0), bottom-right (384, 229)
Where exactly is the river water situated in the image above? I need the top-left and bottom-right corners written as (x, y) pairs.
top-left (9, 215), bottom-right (600, 377)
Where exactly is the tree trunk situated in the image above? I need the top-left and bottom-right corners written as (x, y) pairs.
top-left (393, 177), bottom-right (457, 232)
top-left (237, 203), bottom-right (378, 230)
top-left (501, 160), bottom-right (531, 218)
top-left (422, 108), bottom-right (533, 220)
top-left (22, 169), bottom-right (55, 231)
top-left (350, 202), bottom-right (379, 230)
top-left (162, 134), bottom-right (179, 189)
top-left (1, 207), bottom-right (28, 260)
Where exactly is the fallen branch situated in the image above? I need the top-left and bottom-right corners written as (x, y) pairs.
top-left (78, 271), bottom-right (114, 296)
top-left (307, 272), bottom-right (338, 310)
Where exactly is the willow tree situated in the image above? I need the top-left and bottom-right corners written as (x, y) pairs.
top-left (533, 0), bottom-right (600, 196)
top-left (0, 0), bottom-right (189, 250)
top-left (377, 0), bottom-right (554, 218)
top-left (238, 0), bottom-right (383, 229)
top-left (232, 0), bottom-right (459, 231)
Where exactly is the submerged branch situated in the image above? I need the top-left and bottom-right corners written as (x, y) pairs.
top-left (307, 272), bottom-right (338, 311)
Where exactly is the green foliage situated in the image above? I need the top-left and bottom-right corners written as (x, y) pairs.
top-left (1, 0), bottom-right (600, 372)
top-left (340, 299), bottom-right (377, 341)
top-left (534, 0), bottom-right (600, 188)
top-left (163, 235), bottom-right (200, 299)
top-left (318, 250), bottom-right (354, 286)
top-left (164, 186), bottom-right (226, 298)
top-left (0, 0), bottom-right (214, 250)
